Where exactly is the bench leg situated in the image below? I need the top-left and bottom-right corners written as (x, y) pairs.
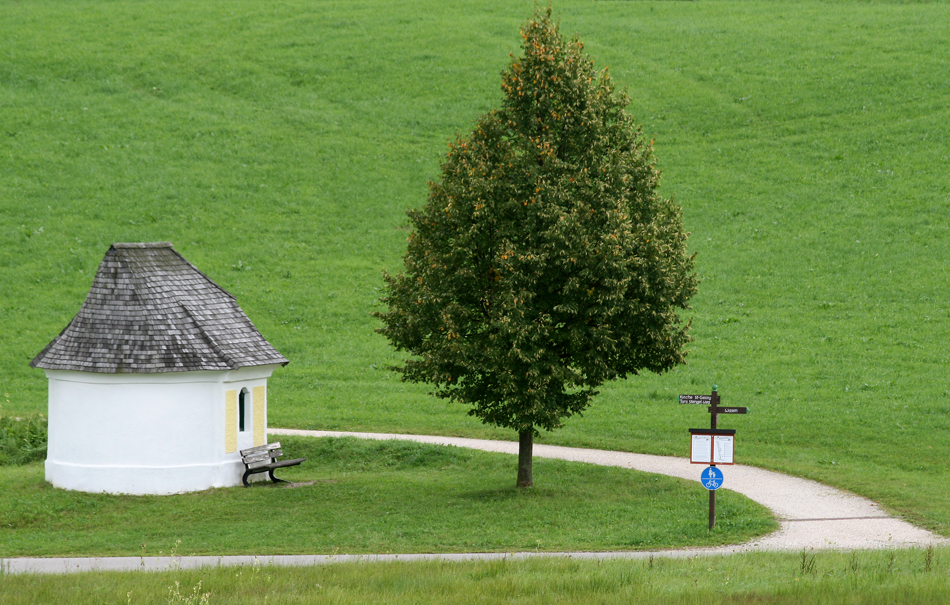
top-left (243, 469), bottom-right (284, 486)
top-left (268, 469), bottom-right (288, 484)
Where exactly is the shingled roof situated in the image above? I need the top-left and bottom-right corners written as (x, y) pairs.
top-left (31, 242), bottom-right (288, 373)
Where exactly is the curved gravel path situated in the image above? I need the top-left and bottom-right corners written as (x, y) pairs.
top-left (3, 429), bottom-right (945, 575)
top-left (273, 430), bottom-right (946, 553)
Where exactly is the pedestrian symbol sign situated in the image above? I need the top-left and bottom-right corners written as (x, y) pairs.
top-left (701, 466), bottom-right (723, 490)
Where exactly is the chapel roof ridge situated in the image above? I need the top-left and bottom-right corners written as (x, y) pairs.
top-left (112, 241), bottom-right (173, 248)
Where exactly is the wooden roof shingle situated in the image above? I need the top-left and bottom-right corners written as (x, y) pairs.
top-left (31, 242), bottom-right (289, 373)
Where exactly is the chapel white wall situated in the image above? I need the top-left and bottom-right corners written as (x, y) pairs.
top-left (44, 365), bottom-right (278, 495)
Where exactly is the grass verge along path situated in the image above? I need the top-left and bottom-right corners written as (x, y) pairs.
top-left (0, 436), bottom-right (774, 559)
top-left (273, 429), bottom-right (949, 553)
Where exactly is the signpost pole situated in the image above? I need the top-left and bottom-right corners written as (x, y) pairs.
top-left (709, 385), bottom-right (720, 431)
top-left (708, 386), bottom-right (719, 530)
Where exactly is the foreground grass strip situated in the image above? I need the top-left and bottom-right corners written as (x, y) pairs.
top-left (0, 437), bottom-right (774, 558)
top-left (3, 548), bottom-right (950, 604)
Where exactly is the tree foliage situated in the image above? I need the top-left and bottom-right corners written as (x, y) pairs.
top-left (376, 7), bottom-right (698, 485)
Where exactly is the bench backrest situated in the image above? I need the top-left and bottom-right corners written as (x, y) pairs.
top-left (241, 442), bottom-right (283, 466)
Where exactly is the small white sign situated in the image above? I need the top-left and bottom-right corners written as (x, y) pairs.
top-left (713, 434), bottom-right (734, 464)
top-left (690, 434), bottom-right (712, 464)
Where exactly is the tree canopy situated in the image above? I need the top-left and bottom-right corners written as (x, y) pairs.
top-left (376, 7), bottom-right (698, 486)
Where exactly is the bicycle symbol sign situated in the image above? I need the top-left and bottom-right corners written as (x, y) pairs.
top-left (701, 466), bottom-right (724, 491)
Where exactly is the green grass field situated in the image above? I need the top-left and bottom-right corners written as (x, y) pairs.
top-left (0, 437), bottom-right (775, 558)
top-left (2, 0), bottom-right (950, 598)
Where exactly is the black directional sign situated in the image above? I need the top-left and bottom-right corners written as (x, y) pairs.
top-left (679, 394), bottom-right (714, 405)
top-left (679, 393), bottom-right (747, 415)
top-left (717, 407), bottom-right (748, 415)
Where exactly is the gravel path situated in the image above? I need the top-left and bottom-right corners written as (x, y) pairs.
top-left (274, 429), bottom-right (946, 553)
top-left (4, 429), bottom-right (945, 575)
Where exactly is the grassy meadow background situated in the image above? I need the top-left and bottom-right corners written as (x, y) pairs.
top-left (2, 0), bottom-right (949, 545)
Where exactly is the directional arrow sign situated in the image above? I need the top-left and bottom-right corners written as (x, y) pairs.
top-left (701, 466), bottom-right (724, 490)
top-left (679, 394), bottom-right (714, 405)
top-left (715, 406), bottom-right (748, 415)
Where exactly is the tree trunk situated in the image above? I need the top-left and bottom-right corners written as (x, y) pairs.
top-left (517, 429), bottom-right (533, 488)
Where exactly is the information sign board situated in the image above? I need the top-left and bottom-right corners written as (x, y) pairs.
top-left (689, 429), bottom-right (736, 465)
top-left (690, 433), bottom-right (712, 464)
top-left (714, 434), bottom-right (734, 464)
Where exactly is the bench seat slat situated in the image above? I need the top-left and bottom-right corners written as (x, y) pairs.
top-left (260, 457), bottom-right (306, 470)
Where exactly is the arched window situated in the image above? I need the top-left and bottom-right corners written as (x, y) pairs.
top-left (239, 388), bottom-right (248, 433)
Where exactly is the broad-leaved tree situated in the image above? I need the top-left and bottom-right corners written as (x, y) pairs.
top-left (376, 7), bottom-right (698, 487)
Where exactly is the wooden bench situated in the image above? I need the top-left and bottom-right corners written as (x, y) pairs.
top-left (240, 442), bottom-right (306, 487)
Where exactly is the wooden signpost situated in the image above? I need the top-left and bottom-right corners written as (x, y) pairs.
top-left (679, 386), bottom-right (747, 529)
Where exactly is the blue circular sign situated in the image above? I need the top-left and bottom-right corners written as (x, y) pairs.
top-left (701, 466), bottom-right (724, 490)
